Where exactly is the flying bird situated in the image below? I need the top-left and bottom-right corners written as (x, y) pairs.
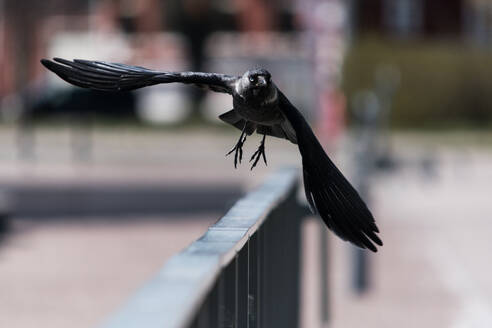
top-left (41, 58), bottom-right (383, 252)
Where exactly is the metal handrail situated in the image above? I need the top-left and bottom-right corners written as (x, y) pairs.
top-left (100, 167), bottom-right (306, 328)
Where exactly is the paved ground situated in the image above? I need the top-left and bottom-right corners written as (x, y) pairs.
top-left (328, 137), bottom-right (492, 328)
top-left (0, 217), bottom-right (215, 328)
top-left (1, 127), bottom-right (492, 328)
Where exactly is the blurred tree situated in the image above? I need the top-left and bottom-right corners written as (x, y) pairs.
top-left (343, 38), bottom-right (492, 128)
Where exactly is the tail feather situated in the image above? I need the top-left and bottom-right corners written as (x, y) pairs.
top-left (219, 110), bottom-right (257, 135)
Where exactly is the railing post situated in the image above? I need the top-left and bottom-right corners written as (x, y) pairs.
top-left (237, 246), bottom-right (248, 327)
top-left (208, 281), bottom-right (219, 328)
top-left (248, 234), bottom-right (259, 328)
top-left (221, 257), bottom-right (237, 327)
top-left (258, 225), bottom-right (265, 328)
top-left (260, 221), bottom-right (269, 328)
top-left (319, 227), bottom-right (330, 323)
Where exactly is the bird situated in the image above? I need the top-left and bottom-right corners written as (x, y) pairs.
top-left (41, 57), bottom-right (383, 252)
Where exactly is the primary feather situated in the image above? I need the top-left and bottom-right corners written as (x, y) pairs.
top-left (41, 58), bottom-right (237, 93)
top-left (278, 91), bottom-right (382, 252)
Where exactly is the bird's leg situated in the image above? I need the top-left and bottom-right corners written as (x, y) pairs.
top-left (226, 122), bottom-right (248, 168)
top-left (250, 133), bottom-right (267, 170)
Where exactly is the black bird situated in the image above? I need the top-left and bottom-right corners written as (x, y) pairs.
top-left (41, 58), bottom-right (383, 252)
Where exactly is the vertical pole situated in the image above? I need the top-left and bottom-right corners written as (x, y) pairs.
top-left (319, 226), bottom-right (329, 323)
top-left (238, 245), bottom-right (248, 328)
top-left (352, 148), bottom-right (371, 294)
top-left (258, 225), bottom-right (264, 328)
top-left (290, 196), bottom-right (304, 328)
top-left (220, 257), bottom-right (237, 328)
top-left (353, 248), bottom-right (369, 293)
top-left (351, 92), bottom-right (379, 294)
top-left (248, 234), bottom-right (259, 328)
top-left (351, 173), bottom-right (370, 293)
top-left (208, 281), bottom-right (219, 328)
top-left (235, 257), bottom-right (239, 328)
top-left (194, 298), bottom-right (211, 328)
top-left (218, 272), bottom-right (226, 328)
top-left (262, 218), bottom-right (271, 328)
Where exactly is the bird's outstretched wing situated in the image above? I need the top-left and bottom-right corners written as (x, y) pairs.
top-left (41, 58), bottom-right (238, 94)
top-left (278, 90), bottom-right (382, 252)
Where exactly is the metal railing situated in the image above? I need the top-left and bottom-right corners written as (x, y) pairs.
top-left (100, 167), bottom-right (308, 328)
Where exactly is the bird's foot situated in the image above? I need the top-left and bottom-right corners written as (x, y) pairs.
top-left (226, 134), bottom-right (247, 168)
top-left (250, 135), bottom-right (267, 170)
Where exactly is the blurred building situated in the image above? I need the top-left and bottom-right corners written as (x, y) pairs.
top-left (0, 0), bottom-right (298, 97)
top-left (352, 0), bottom-right (492, 44)
top-left (0, 0), bottom-right (313, 123)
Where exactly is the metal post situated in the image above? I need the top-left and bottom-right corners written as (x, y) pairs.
top-left (262, 217), bottom-right (272, 327)
top-left (351, 91), bottom-right (379, 294)
top-left (258, 225), bottom-right (265, 328)
top-left (218, 273), bottom-right (226, 328)
top-left (193, 298), bottom-right (210, 328)
top-left (208, 281), bottom-right (219, 328)
top-left (238, 246), bottom-right (248, 327)
top-left (248, 234), bottom-right (259, 328)
top-left (353, 247), bottom-right (369, 293)
top-left (319, 226), bottom-right (329, 323)
top-left (224, 257), bottom-right (237, 328)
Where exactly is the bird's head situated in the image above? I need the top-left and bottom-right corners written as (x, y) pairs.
top-left (238, 68), bottom-right (273, 99)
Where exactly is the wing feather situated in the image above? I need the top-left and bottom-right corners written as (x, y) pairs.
top-left (41, 58), bottom-right (238, 94)
top-left (277, 90), bottom-right (382, 252)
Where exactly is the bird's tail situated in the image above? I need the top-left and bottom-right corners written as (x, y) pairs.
top-left (279, 92), bottom-right (382, 252)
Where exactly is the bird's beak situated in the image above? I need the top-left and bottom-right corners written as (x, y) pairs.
top-left (257, 76), bottom-right (267, 87)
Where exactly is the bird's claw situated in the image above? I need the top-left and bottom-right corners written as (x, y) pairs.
top-left (249, 139), bottom-right (267, 170)
top-left (226, 135), bottom-right (246, 168)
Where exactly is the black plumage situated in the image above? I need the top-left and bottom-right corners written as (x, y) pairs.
top-left (41, 58), bottom-right (383, 252)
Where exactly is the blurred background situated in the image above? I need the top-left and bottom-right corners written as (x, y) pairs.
top-left (1, 0), bottom-right (492, 327)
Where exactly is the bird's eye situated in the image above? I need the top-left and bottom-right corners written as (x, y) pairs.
top-left (249, 76), bottom-right (256, 83)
